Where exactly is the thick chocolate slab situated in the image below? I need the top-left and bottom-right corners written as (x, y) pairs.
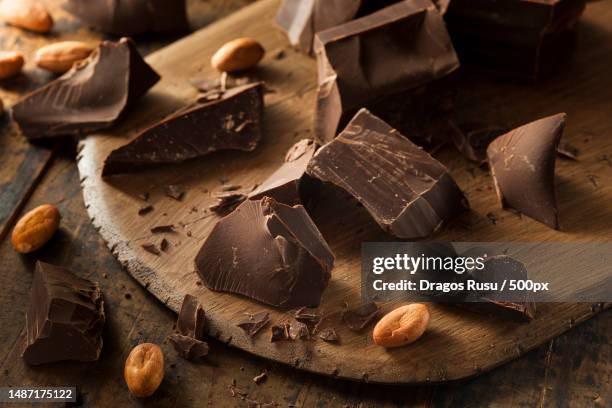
top-left (23, 262), bottom-right (105, 365)
top-left (195, 197), bottom-right (334, 308)
top-left (13, 38), bottom-right (159, 140)
top-left (63, 0), bottom-right (189, 36)
top-left (487, 113), bottom-right (566, 229)
top-left (313, 0), bottom-right (458, 143)
top-left (307, 109), bottom-right (469, 239)
top-left (102, 82), bottom-right (264, 176)
top-left (249, 139), bottom-right (319, 206)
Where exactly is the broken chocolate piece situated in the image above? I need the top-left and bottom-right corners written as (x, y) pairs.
top-left (293, 306), bottom-right (321, 325)
top-left (23, 262), bottom-right (105, 365)
top-left (138, 205), bottom-right (153, 216)
top-left (444, 0), bottom-right (586, 81)
top-left (209, 190), bottom-right (249, 215)
top-left (270, 324), bottom-right (289, 342)
top-left (451, 123), bottom-right (509, 164)
top-left (288, 320), bottom-right (310, 340)
top-left (151, 225), bottom-right (175, 233)
top-left (160, 238), bottom-right (170, 252)
top-left (176, 294), bottom-right (206, 339)
top-left (557, 142), bottom-right (580, 160)
top-left (275, 0), bottom-right (399, 54)
top-left (13, 38), bottom-right (159, 140)
top-left (63, 0), bottom-right (189, 36)
top-left (487, 113), bottom-right (566, 229)
top-left (165, 185), bottom-right (185, 201)
top-left (237, 312), bottom-right (270, 337)
top-left (318, 328), bottom-right (339, 343)
top-left (313, 0), bottom-right (458, 143)
top-left (142, 243), bottom-right (160, 255)
top-left (342, 302), bottom-right (379, 331)
top-left (102, 82), bottom-right (264, 176)
top-left (307, 109), bottom-right (469, 238)
top-left (168, 334), bottom-right (209, 361)
top-left (249, 139), bottom-right (319, 206)
top-left (196, 197), bottom-right (334, 308)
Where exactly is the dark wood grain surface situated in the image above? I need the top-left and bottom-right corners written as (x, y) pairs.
top-left (0, 0), bottom-right (610, 407)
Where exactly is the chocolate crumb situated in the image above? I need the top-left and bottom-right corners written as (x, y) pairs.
top-left (138, 192), bottom-right (149, 201)
top-left (124, 293), bottom-right (131, 299)
top-left (587, 174), bottom-right (599, 188)
top-left (138, 205), bottom-right (153, 215)
top-left (209, 189), bottom-right (248, 215)
top-left (142, 243), bottom-right (160, 255)
top-left (253, 371), bottom-right (267, 384)
top-left (274, 50), bottom-right (286, 60)
top-left (288, 320), bottom-right (309, 340)
top-left (486, 212), bottom-right (498, 225)
top-left (319, 328), bottom-right (339, 343)
top-left (165, 185), bottom-right (185, 201)
top-left (160, 238), bottom-right (170, 252)
top-left (151, 225), bottom-right (175, 233)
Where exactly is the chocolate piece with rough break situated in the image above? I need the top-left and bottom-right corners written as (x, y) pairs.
top-left (275, 0), bottom-right (399, 54)
top-left (249, 139), bottom-right (319, 206)
top-left (270, 324), bottom-right (289, 342)
top-left (102, 82), bottom-right (264, 176)
top-left (342, 302), bottom-right (379, 331)
top-left (23, 262), bottom-right (105, 365)
top-left (307, 109), bottom-right (469, 239)
top-left (168, 334), bottom-right (209, 361)
top-left (63, 0), bottom-right (189, 36)
top-left (288, 320), bottom-right (310, 340)
top-left (196, 197), bottom-right (334, 308)
top-left (487, 113), bottom-right (566, 229)
top-left (13, 38), bottom-right (159, 140)
top-left (237, 312), bottom-right (270, 337)
top-left (168, 294), bottom-right (208, 361)
top-left (313, 0), bottom-right (458, 143)
top-left (319, 328), bottom-right (339, 343)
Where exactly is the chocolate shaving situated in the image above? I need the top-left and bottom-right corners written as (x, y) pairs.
top-left (165, 185), bottom-right (185, 201)
top-left (160, 238), bottom-right (170, 252)
top-left (237, 312), bottom-right (270, 337)
top-left (142, 243), bottom-right (160, 255)
top-left (138, 205), bottom-right (153, 216)
top-left (252, 371), bottom-right (267, 384)
top-left (342, 302), bottom-right (379, 332)
top-left (294, 307), bottom-right (321, 324)
top-left (318, 328), bottom-right (339, 343)
top-left (151, 225), bottom-right (175, 233)
top-left (209, 190), bottom-right (248, 215)
top-left (557, 142), bottom-right (580, 160)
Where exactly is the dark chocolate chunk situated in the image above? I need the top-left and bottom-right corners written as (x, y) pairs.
top-left (444, 0), bottom-right (586, 80)
top-left (249, 139), bottom-right (319, 206)
top-left (313, 0), bottom-right (458, 143)
top-left (487, 113), bottom-right (566, 229)
top-left (196, 197), bottom-right (334, 308)
top-left (209, 189), bottom-right (249, 215)
top-left (318, 328), bottom-right (339, 343)
top-left (13, 38), bottom-right (159, 140)
top-left (165, 185), bottom-right (185, 201)
top-left (23, 262), bottom-right (105, 365)
top-left (102, 82), bottom-right (264, 176)
top-left (451, 123), bottom-right (509, 164)
top-left (342, 302), bottom-right (379, 332)
top-left (138, 205), bottom-right (153, 216)
top-left (275, 0), bottom-right (400, 54)
top-left (151, 225), bottom-right (175, 233)
top-left (168, 334), bottom-right (209, 361)
top-left (270, 324), bottom-right (289, 342)
top-left (142, 243), bottom-right (160, 255)
top-left (176, 294), bottom-right (206, 339)
top-left (237, 312), bottom-right (270, 337)
top-left (160, 238), bottom-right (170, 252)
top-left (63, 0), bottom-right (189, 36)
top-left (293, 306), bottom-right (321, 325)
top-left (307, 109), bottom-right (469, 239)
top-left (288, 320), bottom-right (310, 340)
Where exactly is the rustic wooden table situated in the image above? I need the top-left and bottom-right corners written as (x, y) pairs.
top-left (0, 1), bottom-right (609, 407)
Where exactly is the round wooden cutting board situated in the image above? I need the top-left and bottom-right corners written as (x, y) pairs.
top-left (77, 0), bottom-right (611, 384)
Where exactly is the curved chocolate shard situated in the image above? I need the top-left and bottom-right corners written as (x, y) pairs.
top-left (195, 197), bottom-right (334, 308)
top-left (313, 0), bottom-right (458, 143)
top-left (102, 82), bottom-right (264, 176)
top-left (63, 0), bottom-right (189, 36)
top-left (249, 139), bottom-right (320, 206)
top-left (23, 262), bottom-right (105, 365)
top-left (487, 113), bottom-right (566, 229)
top-left (275, 0), bottom-right (399, 54)
top-left (307, 109), bottom-right (469, 239)
top-left (13, 38), bottom-right (160, 141)
top-left (176, 294), bottom-right (206, 340)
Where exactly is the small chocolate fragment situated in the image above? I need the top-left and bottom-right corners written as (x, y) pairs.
top-left (275, 0), bottom-right (399, 54)
top-left (270, 324), bottom-right (289, 342)
top-left (138, 205), bottom-right (153, 216)
top-left (160, 238), bottom-right (170, 252)
top-left (151, 225), bottom-right (174, 233)
top-left (63, 0), bottom-right (189, 36)
top-left (313, 0), bottom-right (458, 143)
top-left (451, 123), bottom-right (509, 164)
top-left (168, 334), bottom-right (209, 361)
top-left (237, 312), bottom-right (270, 337)
top-left (142, 243), bottom-right (160, 255)
top-left (102, 82), bottom-right (264, 176)
top-left (23, 262), bottom-right (105, 365)
top-left (487, 113), bottom-right (566, 229)
top-left (342, 302), bottom-right (379, 332)
top-left (293, 306), bottom-right (321, 325)
top-left (249, 139), bottom-right (319, 206)
top-left (253, 371), bottom-right (268, 384)
top-left (444, 0), bottom-right (586, 81)
top-left (307, 109), bottom-right (469, 239)
top-left (165, 185), bottom-right (185, 201)
top-left (288, 320), bottom-right (310, 340)
top-left (209, 190), bottom-right (249, 215)
top-left (196, 197), bottom-right (334, 308)
top-left (13, 38), bottom-right (159, 140)
top-left (318, 328), bottom-right (339, 343)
